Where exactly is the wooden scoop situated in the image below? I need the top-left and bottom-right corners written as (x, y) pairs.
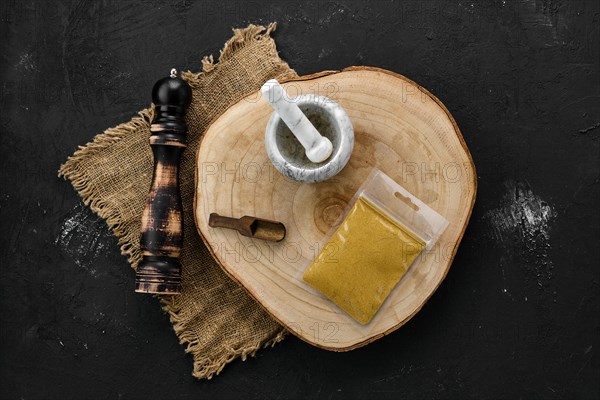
top-left (208, 213), bottom-right (286, 242)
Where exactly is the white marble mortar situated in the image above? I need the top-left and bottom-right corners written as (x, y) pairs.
top-left (265, 94), bottom-right (354, 183)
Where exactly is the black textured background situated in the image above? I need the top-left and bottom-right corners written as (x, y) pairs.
top-left (1, 1), bottom-right (599, 399)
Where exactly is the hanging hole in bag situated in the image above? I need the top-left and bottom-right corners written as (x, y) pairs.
top-left (394, 191), bottom-right (419, 211)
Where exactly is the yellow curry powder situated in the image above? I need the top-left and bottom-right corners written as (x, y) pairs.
top-left (303, 197), bottom-right (426, 325)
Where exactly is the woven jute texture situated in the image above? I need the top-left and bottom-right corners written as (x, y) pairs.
top-left (58, 23), bottom-right (296, 379)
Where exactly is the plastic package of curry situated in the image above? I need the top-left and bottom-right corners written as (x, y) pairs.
top-left (303, 168), bottom-right (449, 325)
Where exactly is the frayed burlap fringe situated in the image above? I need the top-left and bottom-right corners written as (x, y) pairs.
top-left (190, 22), bottom-right (278, 77)
top-left (59, 23), bottom-right (296, 379)
top-left (58, 108), bottom-right (154, 268)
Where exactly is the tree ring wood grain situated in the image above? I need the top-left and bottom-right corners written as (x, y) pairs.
top-left (194, 67), bottom-right (477, 351)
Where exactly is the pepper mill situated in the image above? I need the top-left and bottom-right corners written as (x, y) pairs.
top-left (135, 69), bottom-right (192, 294)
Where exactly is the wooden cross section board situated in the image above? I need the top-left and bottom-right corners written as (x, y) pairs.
top-left (194, 67), bottom-right (476, 350)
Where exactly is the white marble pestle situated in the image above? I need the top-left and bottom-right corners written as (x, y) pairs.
top-left (261, 79), bottom-right (333, 163)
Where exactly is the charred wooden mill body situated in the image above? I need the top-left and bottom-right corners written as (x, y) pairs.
top-left (136, 69), bottom-right (191, 294)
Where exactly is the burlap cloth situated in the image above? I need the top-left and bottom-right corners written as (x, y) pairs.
top-left (58, 23), bottom-right (297, 379)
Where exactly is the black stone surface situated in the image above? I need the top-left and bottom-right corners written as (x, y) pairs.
top-left (1, 1), bottom-right (598, 399)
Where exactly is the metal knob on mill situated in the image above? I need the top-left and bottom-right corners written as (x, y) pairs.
top-left (135, 69), bottom-right (192, 294)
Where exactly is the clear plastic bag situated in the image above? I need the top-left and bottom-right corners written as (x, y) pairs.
top-left (302, 168), bottom-right (449, 325)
